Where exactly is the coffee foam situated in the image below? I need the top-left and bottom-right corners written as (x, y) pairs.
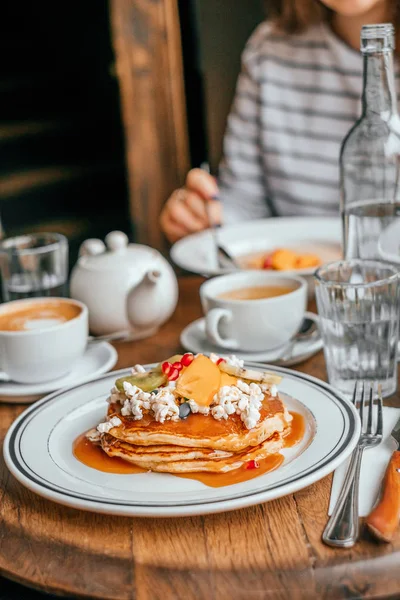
top-left (22, 317), bottom-right (67, 330)
top-left (0, 301), bottom-right (81, 332)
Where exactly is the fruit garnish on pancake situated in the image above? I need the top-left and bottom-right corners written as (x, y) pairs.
top-left (80, 354), bottom-right (302, 483)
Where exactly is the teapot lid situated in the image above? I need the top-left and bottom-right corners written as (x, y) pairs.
top-left (78, 231), bottom-right (159, 271)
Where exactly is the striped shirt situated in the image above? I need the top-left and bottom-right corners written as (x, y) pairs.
top-left (218, 20), bottom-right (399, 223)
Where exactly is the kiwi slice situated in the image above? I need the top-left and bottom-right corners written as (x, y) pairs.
top-left (115, 371), bottom-right (167, 393)
top-left (115, 354), bottom-right (182, 392)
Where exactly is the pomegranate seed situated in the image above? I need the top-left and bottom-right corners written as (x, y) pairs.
top-left (181, 353), bottom-right (194, 367)
top-left (161, 361), bottom-right (172, 375)
top-left (168, 368), bottom-right (180, 381)
top-left (262, 255), bottom-right (273, 269)
top-left (245, 460), bottom-right (260, 470)
top-left (172, 361), bottom-right (183, 371)
top-left (216, 358), bottom-right (225, 365)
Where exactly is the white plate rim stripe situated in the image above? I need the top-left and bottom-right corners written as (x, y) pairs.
top-left (14, 388), bottom-right (343, 506)
top-left (6, 366), bottom-right (355, 504)
top-left (4, 365), bottom-right (358, 511)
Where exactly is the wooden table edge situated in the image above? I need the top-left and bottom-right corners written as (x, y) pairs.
top-left (2, 276), bottom-right (400, 600)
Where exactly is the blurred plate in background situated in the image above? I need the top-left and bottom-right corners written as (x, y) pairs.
top-left (170, 217), bottom-right (342, 277)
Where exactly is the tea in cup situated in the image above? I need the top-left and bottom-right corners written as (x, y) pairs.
top-left (200, 272), bottom-right (307, 351)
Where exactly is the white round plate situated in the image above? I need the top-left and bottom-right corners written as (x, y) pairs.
top-left (180, 312), bottom-right (322, 367)
top-left (170, 217), bottom-right (342, 276)
top-left (0, 342), bottom-right (118, 403)
top-left (4, 364), bottom-right (360, 517)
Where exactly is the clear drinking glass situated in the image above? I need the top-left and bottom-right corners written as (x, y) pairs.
top-left (315, 259), bottom-right (400, 398)
top-left (0, 233), bottom-right (69, 302)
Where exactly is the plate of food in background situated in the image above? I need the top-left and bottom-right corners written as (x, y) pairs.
top-left (170, 217), bottom-right (342, 295)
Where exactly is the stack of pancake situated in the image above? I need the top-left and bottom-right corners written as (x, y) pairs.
top-left (90, 355), bottom-right (292, 475)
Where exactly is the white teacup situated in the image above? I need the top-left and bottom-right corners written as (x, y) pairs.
top-left (200, 271), bottom-right (307, 352)
top-left (0, 297), bottom-right (88, 384)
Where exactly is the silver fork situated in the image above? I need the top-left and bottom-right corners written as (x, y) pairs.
top-left (200, 162), bottom-right (240, 271)
top-left (322, 381), bottom-right (383, 548)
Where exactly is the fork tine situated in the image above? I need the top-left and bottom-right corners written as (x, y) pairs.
top-left (375, 383), bottom-right (383, 437)
top-left (366, 383), bottom-right (374, 434)
top-left (359, 381), bottom-right (365, 427)
top-left (351, 381), bottom-right (358, 406)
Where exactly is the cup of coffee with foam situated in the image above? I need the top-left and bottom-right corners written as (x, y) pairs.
top-left (200, 271), bottom-right (307, 352)
top-left (0, 298), bottom-right (88, 383)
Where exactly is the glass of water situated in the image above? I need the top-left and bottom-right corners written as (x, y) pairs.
top-left (0, 233), bottom-right (68, 302)
top-left (315, 259), bottom-right (400, 398)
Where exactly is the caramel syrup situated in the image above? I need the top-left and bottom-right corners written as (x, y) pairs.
top-left (73, 435), bottom-right (146, 474)
top-left (73, 412), bottom-right (305, 487)
top-left (176, 453), bottom-right (284, 487)
top-left (282, 411), bottom-right (305, 449)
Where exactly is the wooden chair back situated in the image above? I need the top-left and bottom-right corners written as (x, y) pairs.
top-left (110, 0), bottom-right (190, 251)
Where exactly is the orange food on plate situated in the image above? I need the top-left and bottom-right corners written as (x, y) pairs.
top-left (262, 248), bottom-right (321, 271)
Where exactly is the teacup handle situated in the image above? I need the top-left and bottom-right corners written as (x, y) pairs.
top-left (205, 308), bottom-right (239, 350)
top-left (0, 359), bottom-right (9, 381)
top-left (0, 350), bottom-right (9, 381)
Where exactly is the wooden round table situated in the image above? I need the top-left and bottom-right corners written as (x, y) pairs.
top-left (1, 277), bottom-right (400, 600)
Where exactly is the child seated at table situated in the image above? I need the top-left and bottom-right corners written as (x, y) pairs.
top-left (160, 0), bottom-right (400, 242)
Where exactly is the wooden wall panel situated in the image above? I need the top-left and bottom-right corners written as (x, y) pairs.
top-left (110, 0), bottom-right (190, 250)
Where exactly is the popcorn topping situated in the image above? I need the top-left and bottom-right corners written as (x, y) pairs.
top-left (260, 383), bottom-right (278, 397)
top-left (86, 427), bottom-right (101, 443)
top-left (188, 399), bottom-right (210, 416)
top-left (121, 383), bottom-right (151, 419)
top-left (226, 355), bottom-right (244, 369)
top-left (108, 377), bottom-right (276, 429)
top-left (97, 415), bottom-right (122, 433)
top-left (211, 379), bottom-right (264, 429)
top-left (107, 386), bottom-right (123, 404)
top-left (151, 387), bottom-right (180, 423)
top-left (101, 356), bottom-right (280, 430)
top-left (119, 381), bottom-right (179, 423)
top-left (211, 405), bottom-right (227, 420)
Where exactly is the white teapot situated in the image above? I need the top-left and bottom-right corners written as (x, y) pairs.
top-left (70, 231), bottom-right (178, 337)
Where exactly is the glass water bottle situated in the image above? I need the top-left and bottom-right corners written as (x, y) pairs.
top-left (340, 24), bottom-right (400, 259)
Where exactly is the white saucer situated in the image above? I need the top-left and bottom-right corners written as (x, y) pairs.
top-left (0, 342), bottom-right (118, 403)
top-left (180, 312), bottom-right (323, 366)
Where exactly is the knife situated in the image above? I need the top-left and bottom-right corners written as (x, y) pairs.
top-left (365, 416), bottom-right (400, 542)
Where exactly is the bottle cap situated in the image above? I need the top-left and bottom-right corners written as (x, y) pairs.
top-left (361, 23), bottom-right (395, 53)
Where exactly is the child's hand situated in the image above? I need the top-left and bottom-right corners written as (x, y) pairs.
top-left (160, 168), bottom-right (221, 243)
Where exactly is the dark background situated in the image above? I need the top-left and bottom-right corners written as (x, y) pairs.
top-left (0, 1), bottom-right (264, 597)
top-left (1, 0), bottom-right (130, 267)
top-left (1, 0), bottom-right (264, 264)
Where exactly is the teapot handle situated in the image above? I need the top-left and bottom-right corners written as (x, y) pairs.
top-left (126, 272), bottom-right (163, 330)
